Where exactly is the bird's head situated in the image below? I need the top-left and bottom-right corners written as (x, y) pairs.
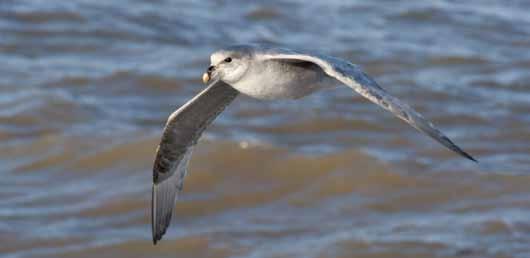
top-left (202, 48), bottom-right (251, 85)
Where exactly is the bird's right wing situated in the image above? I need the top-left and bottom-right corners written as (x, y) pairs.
top-left (151, 79), bottom-right (239, 244)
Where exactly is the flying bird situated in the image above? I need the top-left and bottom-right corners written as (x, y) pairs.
top-left (151, 44), bottom-right (477, 244)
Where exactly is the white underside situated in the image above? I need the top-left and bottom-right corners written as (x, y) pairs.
top-left (228, 60), bottom-right (335, 100)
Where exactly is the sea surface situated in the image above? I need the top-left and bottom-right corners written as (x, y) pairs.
top-left (1, 1), bottom-right (529, 257)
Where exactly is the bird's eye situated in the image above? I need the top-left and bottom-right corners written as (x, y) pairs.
top-left (224, 57), bottom-right (232, 63)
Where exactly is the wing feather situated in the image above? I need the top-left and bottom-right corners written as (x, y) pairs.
top-left (151, 80), bottom-right (239, 244)
top-left (261, 49), bottom-right (476, 162)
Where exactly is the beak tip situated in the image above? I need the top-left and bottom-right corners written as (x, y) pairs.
top-left (202, 73), bottom-right (210, 84)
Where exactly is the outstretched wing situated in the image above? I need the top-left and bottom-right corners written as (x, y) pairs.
top-left (151, 79), bottom-right (239, 244)
top-left (260, 48), bottom-right (476, 162)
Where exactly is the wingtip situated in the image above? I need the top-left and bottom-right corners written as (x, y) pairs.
top-left (463, 151), bottom-right (478, 163)
top-left (151, 184), bottom-right (162, 246)
top-left (152, 228), bottom-right (167, 245)
top-left (152, 226), bottom-right (164, 245)
top-left (445, 140), bottom-right (479, 163)
top-left (427, 130), bottom-right (478, 164)
top-left (152, 232), bottom-right (163, 245)
top-left (151, 182), bottom-right (174, 246)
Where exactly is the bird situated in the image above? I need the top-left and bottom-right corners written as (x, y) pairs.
top-left (151, 44), bottom-right (477, 244)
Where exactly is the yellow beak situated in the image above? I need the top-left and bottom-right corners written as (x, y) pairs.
top-left (202, 72), bottom-right (210, 84)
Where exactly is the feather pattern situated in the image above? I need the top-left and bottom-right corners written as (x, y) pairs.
top-left (261, 48), bottom-right (476, 162)
top-left (151, 80), bottom-right (239, 244)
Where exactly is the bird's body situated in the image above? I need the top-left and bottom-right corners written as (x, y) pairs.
top-left (230, 58), bottom-right (332, 99)
top-left (151, 44), bottom-right (477, 244)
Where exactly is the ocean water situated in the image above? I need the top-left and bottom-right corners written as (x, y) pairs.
top-left (0, 1), bottom-right (529, 257)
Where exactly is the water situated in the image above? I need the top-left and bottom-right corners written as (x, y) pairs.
top-left (1, 1), bottom-right (529, 257)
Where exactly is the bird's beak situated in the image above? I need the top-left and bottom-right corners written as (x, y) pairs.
top-left (202, 72), bottom-right (210, 84)
top-left (202, 65), bottom-right (216, 84)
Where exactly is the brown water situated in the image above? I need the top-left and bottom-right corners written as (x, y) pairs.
top-left (1, 1), bottom-right (530, 257)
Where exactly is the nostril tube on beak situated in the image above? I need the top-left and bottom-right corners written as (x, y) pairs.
top-left (203, 65), bottom-right (215, 84)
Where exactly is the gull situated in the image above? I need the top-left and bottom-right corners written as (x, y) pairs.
top-left (151, 44), bottom-right (476, 244)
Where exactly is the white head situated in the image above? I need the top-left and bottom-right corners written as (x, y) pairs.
top-left (202, 47), bottom-right (252, 85)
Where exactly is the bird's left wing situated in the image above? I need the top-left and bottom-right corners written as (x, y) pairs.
top-left (152, 79), bottom-right (239, 244)
top-left (260, 48), bottom-right (476, 162)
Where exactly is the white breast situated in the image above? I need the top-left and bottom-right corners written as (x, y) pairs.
top-left (229, 60), bottom-right (331, 100)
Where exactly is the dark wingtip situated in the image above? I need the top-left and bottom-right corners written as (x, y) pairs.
top-left (152, 232), bottom-right (162, 245)
top-left (460, 149), bottom-right (478, 163)
top-left (423, 129), bottom-right (478, 164)
top-left (151, 183), bottom-right (171, 245)
top-left (151, 185), bottom-right (160, 245)
top-left (153, 227), bottom-right (167, 245)
top-left (152, 227), bottom-right (165, 245)
top-left (444, 136), bottom-right (478, 163)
